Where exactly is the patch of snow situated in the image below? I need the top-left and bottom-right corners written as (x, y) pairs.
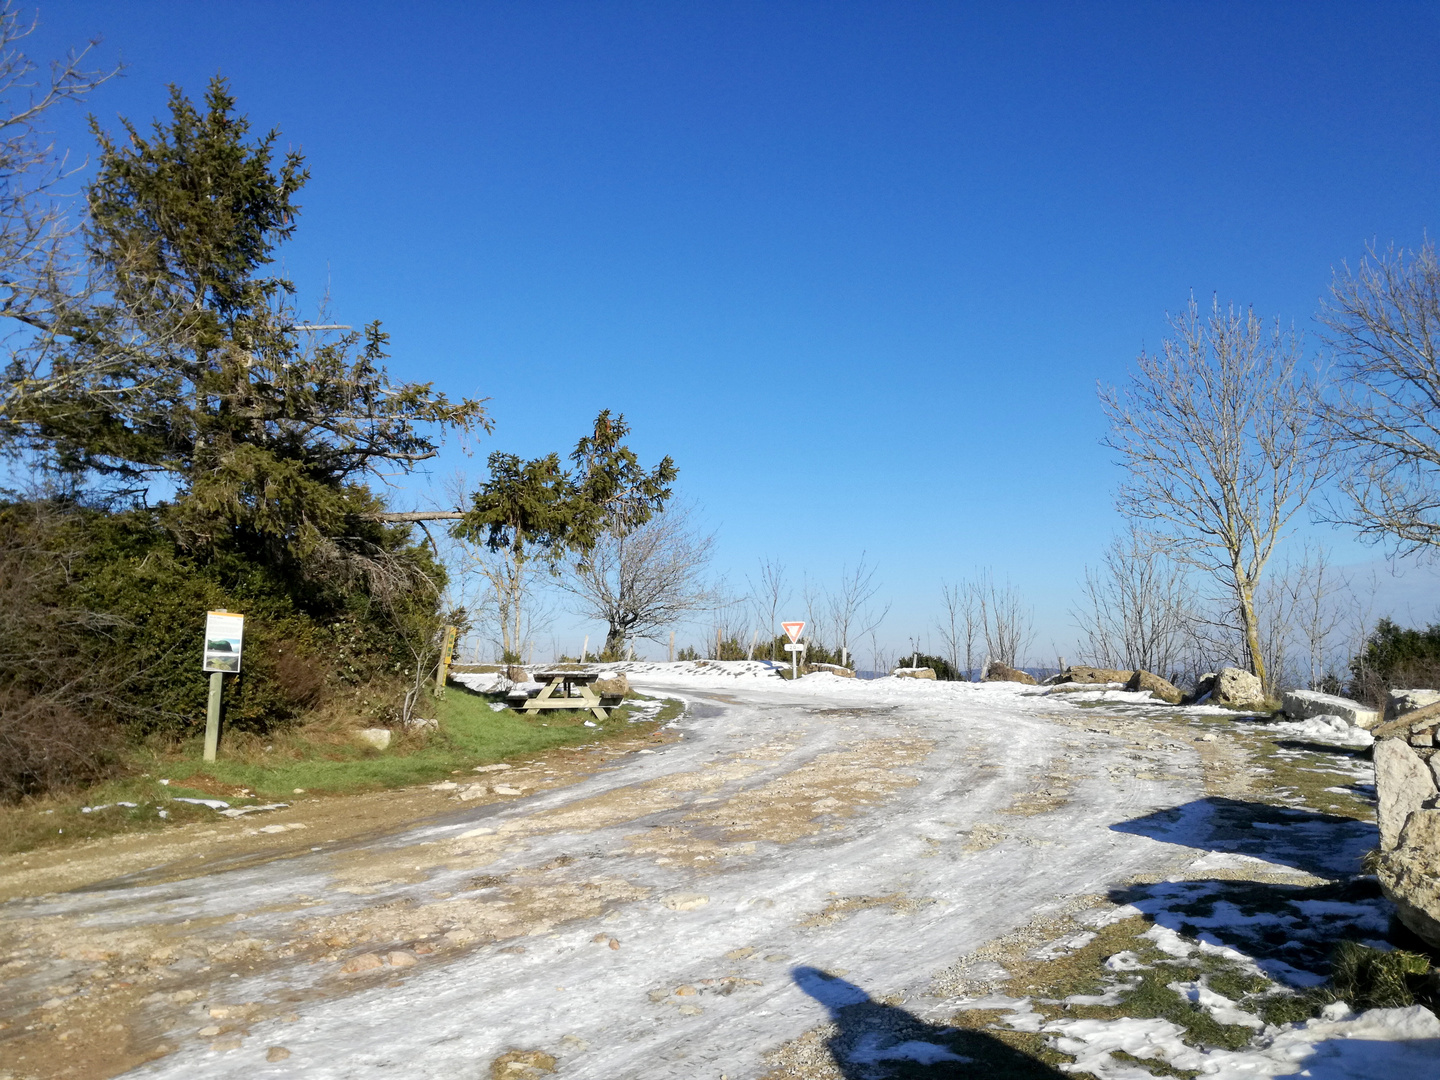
top-left (1044, 1004), bottom-right (1440, 1079)
top-left (1103, 951), bottom-right (1148, 972)
top-left (217, 803), bottom-right (289, 818)
top-left (1031, 931), bottom-right (1097, 959)
top-left (1167, 979), bottom-right (1264, 1028)
top-left (848, 1034), bottom-right (969, 1065)
top-left (1241, 713), bottom-right (1374, 748)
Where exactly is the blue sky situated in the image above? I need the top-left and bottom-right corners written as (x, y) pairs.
top-left (28, 1), bottom-right (1440, 659)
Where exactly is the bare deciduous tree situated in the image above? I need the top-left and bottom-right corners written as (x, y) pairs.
top-left (826, 554), bottom-right (889, 668)
top-left (977, 571), bottom-right (1034, 669)
top-left (1101, 296), bottom-right (1331, 688)
top-left (938, 579), bottom-right (982, 680)
top-left (0, 4), bottom-right (119, 440)
top-left (1255, 542), bottom-right (1348, 693)
top-left (1072, 526), bottom-right (1195, 680)
top-left (1321, 240), bottom-right (1440, 553)
top-left (560, 505), bottom-right (717, 655)
top-left (747, 557), bottom-right (789, 661)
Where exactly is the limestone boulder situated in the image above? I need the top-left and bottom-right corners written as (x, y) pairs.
top-left (805, 663), bottom-right (856, 678)
top-left (1200, 667), bottom-right (1264, 709)
top-left (1126, 670), bottom-right (1183, 704)
top-left (1375, 738), bottom-right (1438, 850)
top-left (1387, 689), bottom-right (1440, 723)
top-left (1054, 666), bottom-right (1133, 685)
top-left (593, 673), bottom-right (629, 698)
top-left (982, 662), bottom-right (1037, 685)
top-left (355, 728), bottom-right (392, 750)
top-left (1283, 689), bottom-right (1381, 729)
top-left (1380, 808), bottom-right (1440, 950)
top-left (894, 667), bottom-right (938, 680)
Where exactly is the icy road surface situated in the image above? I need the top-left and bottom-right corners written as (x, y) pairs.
top-left (6, 668), bottom-right (1307, 1078)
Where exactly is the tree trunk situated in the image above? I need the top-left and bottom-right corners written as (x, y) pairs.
top-left (368, 511), bottom-right (465, 522)
top-left (604, 625), bottom-right (626, 656)
top-left (1236, 578), bottom-right (1268, 690)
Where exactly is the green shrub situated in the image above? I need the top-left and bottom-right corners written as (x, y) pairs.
top-left (0, 499), bottom-right (447, 777)
top-left (901, 652), bottom-right (967, 680)
top-left (1328, 941), bottom-right (1433, 1009)
top-left (1349, 618), bottom-right (1440, 705)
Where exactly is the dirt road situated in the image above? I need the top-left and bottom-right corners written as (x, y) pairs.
top-left (2, 669), bottom-right (1264, 1079)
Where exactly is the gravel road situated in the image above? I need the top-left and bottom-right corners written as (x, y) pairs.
top-left (3, 667), bottom-right (1230, 1079)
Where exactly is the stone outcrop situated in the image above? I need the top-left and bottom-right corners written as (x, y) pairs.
top-left (894, 667), bottom-right (937, 680)
top-left (1051, 666), bottom-right (1133, 686)
top-left (1282, 689), bottom-right (1381, 729)
top-left (1376, 738), bottom-right (1438, 850)
top-left (805, 663), bottom-right (856, 678)
top-left (1384, 810), bottom-right (1440, 949)
top-left (1197, 667), bottom-right (1265, 709)
top-left (1387, 688), bottom-right (1440, 723)
top-left (593, 673), bottom-right (629, 698)
top-left (1126, 670), bottom-right (1183, 704)
top-left (1373, 704), bottom-right (1440, 949)
top-left (982, 662), bottom-right (1036, 685)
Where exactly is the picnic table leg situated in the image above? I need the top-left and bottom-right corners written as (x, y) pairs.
top-left (577, 684), bottom-right (608, 722)
top-left (523, 679), bottom-right (560, 714)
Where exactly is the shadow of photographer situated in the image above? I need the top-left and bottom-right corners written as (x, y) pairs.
top-left (792, 965), bottom-right (1066, 1079)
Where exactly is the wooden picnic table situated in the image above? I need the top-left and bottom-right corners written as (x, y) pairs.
top-left (520, 670), bottom-right (614, 721)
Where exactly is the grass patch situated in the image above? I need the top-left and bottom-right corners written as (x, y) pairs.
top-left (0, 684), bottom-right (682, 856)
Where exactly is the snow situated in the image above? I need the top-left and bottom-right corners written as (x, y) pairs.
top-left (1039, 1004), bottom-right (1440, 1079)
top-left (1239, 713), bottom-right (1375, 748)
top-left (8, 661), bottom-right (1425, 1079)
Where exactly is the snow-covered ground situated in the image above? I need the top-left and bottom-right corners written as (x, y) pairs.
top-left (4, 662), bottom-right (1428, 1079)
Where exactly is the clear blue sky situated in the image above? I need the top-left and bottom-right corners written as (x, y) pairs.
top-left (30, 1), bottom-right (1440, 658)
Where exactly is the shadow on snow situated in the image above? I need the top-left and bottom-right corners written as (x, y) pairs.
top-left (792, 966), bottom-right (1065, 1079)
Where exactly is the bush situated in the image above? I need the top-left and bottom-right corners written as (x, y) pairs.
top-left (899, 652), bottom-right (967, 680)
top-left (1327, 941), bottom-right (1433, 1010)
top-left (0, 688), bottom-right (119, 802)
top-left (1349, 618), bottom-right (1440, 705)
top-left (0, 498), bottom-right (449, 798)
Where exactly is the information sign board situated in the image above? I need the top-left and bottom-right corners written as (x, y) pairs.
top-left (203, 611), bottom-right (245, 673)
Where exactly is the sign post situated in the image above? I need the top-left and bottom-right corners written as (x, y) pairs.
top-left (435, 624), bottom-right (458, 696)
top-left (781, 621), bottom-right (806, 680)
top-left (202, 611), bottom-right (245, 762)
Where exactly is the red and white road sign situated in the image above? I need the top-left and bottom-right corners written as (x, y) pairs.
top-left (782, 621), bottom-right (805, 643)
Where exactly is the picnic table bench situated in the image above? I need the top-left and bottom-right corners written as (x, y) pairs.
top-left (511, 670), bottom-right (620, 721)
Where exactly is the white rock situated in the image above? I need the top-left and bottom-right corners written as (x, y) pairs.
top-left (662, 893), bottom-right (710, 911)
top-left (472, 763), bottom-right (513, 773)
top-left (428, 781), bottom-right (459, 792)
top-left (1211, 667), bottom-right (1263, 708)
top-left (1386, 688), bottom-right (1440, 723)
top-left (492, 784), bottom-right (522, 796)
top-left (356, 728), bottom-right (392, 750)
top-left (1283, 689), bottom-right (1381, 729)
top-left (1375, 738), bottom-right (1438, 850)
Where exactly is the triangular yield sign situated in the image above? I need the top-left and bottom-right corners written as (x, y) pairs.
top-left (782, 621), bottom-right (805, 643)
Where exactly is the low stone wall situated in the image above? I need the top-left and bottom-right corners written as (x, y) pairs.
top-left (1372, 693), bottom-right (1440, 948)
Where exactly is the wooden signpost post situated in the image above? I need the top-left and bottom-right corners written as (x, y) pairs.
top-left (434, 624), bottom-right (458, 697)
top-left (201, 610), bottom-right (245, 762)
top-left (782, 621), bottom-right (806, 680)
